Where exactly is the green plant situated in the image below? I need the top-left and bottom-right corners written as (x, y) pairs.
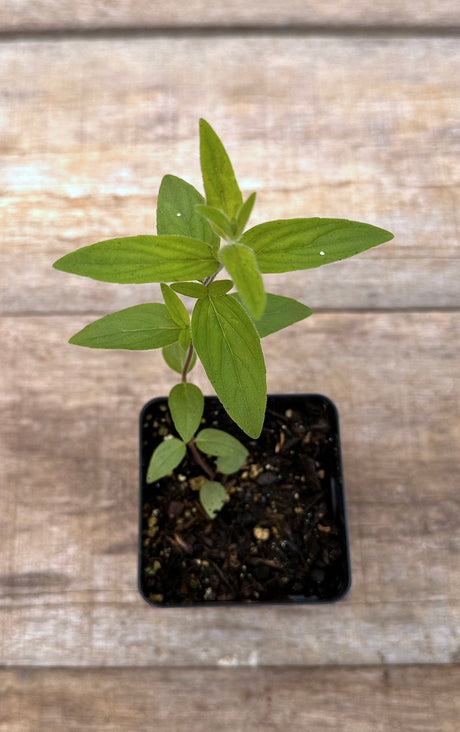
top-left (53, 119), bottom-right (393, 518)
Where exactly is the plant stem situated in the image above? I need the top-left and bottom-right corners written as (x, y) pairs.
top-left (203, 264), bottom-right (223, 287)
top-left (181, 343), bottom-right (194, 383)
top-left (188, 439), bottom-right (215, 480)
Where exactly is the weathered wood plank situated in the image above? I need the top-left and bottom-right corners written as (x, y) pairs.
top-left (1, 0), bottom-right (459, 31)
top-left (1, 37), bottom-right (459, 311)
top-left (1, 601), bottom-right (460, 667)
top-left (1, 666), bottom-right (460, 732)
top-left (2, 601), bottom-right (460, 667)
top-left (1, 313), bottom-right (459, 664)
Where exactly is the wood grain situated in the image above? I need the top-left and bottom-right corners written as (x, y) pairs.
top-left (1, 312), bottom-right (458, 665)
top-left (1, 666), bottom-right (460, 731)
top-left (2, 601), bottom-right (460, 667)
top-left (1, 37), bottom-right (459, 312)
top-left (1, 0), bottom-right (459, 32)
top-left (0, 10), bottom-right (458, 731)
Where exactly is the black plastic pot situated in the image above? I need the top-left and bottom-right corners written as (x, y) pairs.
top-left (139, 394), bottom-right (351, 606)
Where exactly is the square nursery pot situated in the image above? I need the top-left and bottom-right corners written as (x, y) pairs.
top-left (139, 394), bottom-right (351, 606)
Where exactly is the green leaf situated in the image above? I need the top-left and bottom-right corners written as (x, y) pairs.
top-left (199, 119), bottom-right (243, 219)
top-left (146, 438), bottom-right (186, 483)
top-left (232, 292), bottom-right (313, 338)
top-left (241, 218), bottom-right (394, 273)
top-left (69, 304), bottom-right (180, 350)
top-left (156, 174), bottom-right (220, 249)
top-left (235, 192), bottom-right (256, 235)
top-left (171, 281), bottom-right (208, 299)
top-left (199, 481), bottom-right (227, 519)
top-left (53, 235), bottom-right (218, 283)
top-left (160, 283), bottom-right (190, 328)
top-left (178, 328), bottom-right (191, 350)
top-left (207, 279), bottom-right (233, 297)
top-left (219, 243), bottom-right (266, 319)
top-left (191, 294), bottom-right (266, 438)
top-left (215, 454), bottom-right (246, 475)
top-left (162, 341), bottom-right (196, 374)
top-left (195, 428), bottom-right (248, 474)
top-left (195, 203), bottom-right (235, 240)
top-left (168, 383), bottom-right (204, 443)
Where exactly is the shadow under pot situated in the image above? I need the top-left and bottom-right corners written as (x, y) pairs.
top-left (139, 393), bottom-right (351, 606)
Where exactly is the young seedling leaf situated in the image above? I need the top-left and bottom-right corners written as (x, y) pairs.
top-left (191, 294), bottom-right (266, 438)
top-left (207, 279), bottom-right (233, 297)
top-left (53, 235), bottom-right (218, 283)
top-left (195, 428), bottom-right (248, 474)
top-left (199, 481), bottom-right (227, 519)
top-left (241, 218), bottom-right (394, 273)
top-left (168, 383), bottom-right (204, 443)
top-left (146, 438), bottom-right (186, 483)
top-left (162, 341), bottom-right (196, 374)
top-left (231, 292), bottom-right (313, 338)
top-left (69, 304), bottom-right (181, 350)
top-left (199, 119), bottom-right (243, 219)
top-left (235, 192), bottom-right (256, 235)
top-left (215, 454), bottom-right (246, 475)
top-left (160, 283), bottom-right (190, 328)
top-left (219, 243), bottom-right (266, 319)
top-left (171, 281), bottom-right (208, 299)
top-left (157, 174), bottom-right (220, 249)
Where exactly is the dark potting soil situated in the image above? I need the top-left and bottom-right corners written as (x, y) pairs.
top-left (139, 395), bottom-right (350, 605)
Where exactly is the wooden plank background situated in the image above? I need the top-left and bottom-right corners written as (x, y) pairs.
top-left (1, 667), bottom-right (460, 732)
top-left (1, 4), bottom-right (459, 730)
top-left (1, 0), bottom-right (460, 31)
top-left (2, 37), bottom-right (459, 312)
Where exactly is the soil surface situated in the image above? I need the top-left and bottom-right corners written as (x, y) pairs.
top-left (140, 395), bottom-right (350, 605)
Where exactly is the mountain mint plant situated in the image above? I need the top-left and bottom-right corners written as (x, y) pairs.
top-left (53, 119), bottom-right (394, 518)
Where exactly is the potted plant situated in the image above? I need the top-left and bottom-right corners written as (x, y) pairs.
top-left (53, 119), bottom-right (393, 605)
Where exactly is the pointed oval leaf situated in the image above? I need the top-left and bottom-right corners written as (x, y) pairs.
top-left (69, 304), bottom-right (180, 350)
top-left (219, 243), bottom-right (266, 319)
top-left (241, 218), bottom-right (394, 273)
top-left (178, 328), bottom-right (191, 350)
top-left (191, 295), bottom-right (266, 438)
top-left (53, 235), bottom-right (218, 283)
top-left (168, 383), bottom-right (204, 443)
top-left (195, 203), bottom-right (234, 240)
top-left (199, 481), bottom-right (227, 519)
top-left (171, 281), bottom-right (208, 299)
top-left (157, 174), bottom-right (219, 249)
top-left (231, 292), bottom-right (313, 338)
top-left (162, 341), bottom-right (196, 374)
top-left (199, 119), bottom-right (243, 219)
top-left (146, 438), bottom-right (186, 483)
top-left (207, 279), bottom-right (233, 297)
top-left (160, 283), bottom-right (190, 328)
top-left (235, 192), bottom-right (257, 235)
top-left (195, 428), bottom-right (248, 474)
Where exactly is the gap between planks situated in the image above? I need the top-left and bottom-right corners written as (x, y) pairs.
top-left (1, 308), bottom-right (459, 318)
top-left (2, 26), bottom-right (460, 40)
